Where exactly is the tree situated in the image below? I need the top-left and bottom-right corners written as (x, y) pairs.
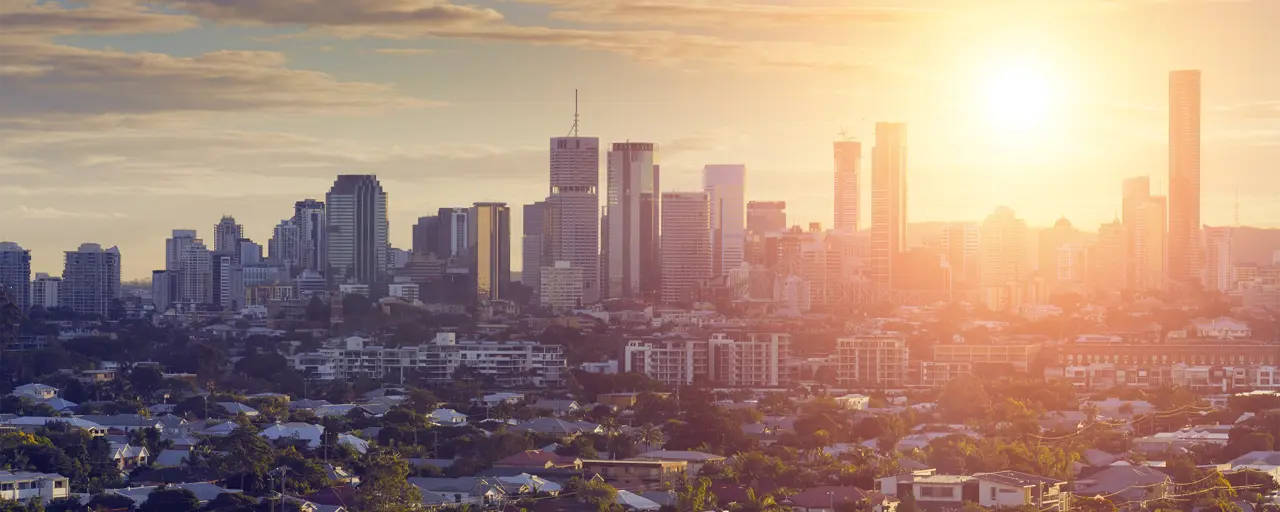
top-left (575, 477), bottom-right (621, 512)
top-left (635, 424), bottom-right (664, 449)
top-left (735, 488), bottom-right (786, 512)
top-left (0, 288), bottom-right (24, 383)
top-left (1072, 496), bottom-right (1117, 512)
top-left (85, 493), bottom-right (137, 511)
top-left (139, 486), bottom-right (200, 512)
top-left (937, 374), bottom-right (993, 423)
top-left (219, 416), bottom-right (275, 492)
top-left (356, 447), bottom-right (423, 512)
top-left (127, 366), bottom-right (166, 400)
top-left (675, 476), bottom-right (718, 512)
top-left (305, 296), bottom-right (330, 323)
top-left (203, 492), bottom-right (258, 511)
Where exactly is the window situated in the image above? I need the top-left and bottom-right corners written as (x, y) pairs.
top-left (54, 481), bottom-right (65, 489)
top-left (991, 488), bottom-right (997, 500)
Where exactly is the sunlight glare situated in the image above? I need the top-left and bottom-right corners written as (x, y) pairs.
top-left (985, 64), bottom-right (1056, 130)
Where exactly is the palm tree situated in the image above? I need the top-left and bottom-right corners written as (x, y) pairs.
top-left (734, 488), bottom-right (786, 512)
top-left (635, 423), bottom-right (664, 450)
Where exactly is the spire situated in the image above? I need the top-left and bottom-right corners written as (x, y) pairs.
top-left (567, 89), bottom-right (580, 137)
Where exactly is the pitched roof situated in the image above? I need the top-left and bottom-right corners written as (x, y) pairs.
top-left (973, 470), bottom-right (1066, 487)
top-left (495, 450), bottom-right (579, 468)
top-left (787, 487), bottom-right (888, 509)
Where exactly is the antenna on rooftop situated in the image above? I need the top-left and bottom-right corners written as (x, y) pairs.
top-left (567, 89), bottom-right (580, 138)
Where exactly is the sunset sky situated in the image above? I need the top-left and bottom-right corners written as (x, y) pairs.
top-left (1, 0), bottom-right (1277, 280)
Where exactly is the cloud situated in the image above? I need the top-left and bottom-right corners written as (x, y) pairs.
top-left (374, 48), bottom-right (437, 55)
top-left (519, 0), bottom-right (935, 28)
top-left (1215, 101), bottom-right (1280, 119)
top-left (10, 205), bottom-right (128, 220)
top-left (0, 0), bottom-right (197, 38)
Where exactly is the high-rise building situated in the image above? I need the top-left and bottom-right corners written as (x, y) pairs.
top-left (237, 239), bottom-right (263, 266)
top-left (30, 273), bottom-right (61, 309)
top-left (1204, 226), bottom-right (1234, 293)
top-left (293, 199), bottom-right (326, 272)
top-left (0, 242), bottom-right (31, 311)
top-left (660, 192), bottom-right (712, 304)
top-left (1169, 70), bottom-right (1201, 287)
top-left (1038, 218), bottom-right (1082, 288)
top-left (1089, 219), bottom-right (1126, 292)
top-left (325, 175), bottom-right (389, 286)
top-left (438, 208), bottom-right (470, 260)
top-left (836, 336), bottom-right (908, 388)
top-left (871, 123), bottom-right (907, 293)
top-left (468, 202), bottom-right (510, 302)
top-left (747, 201), bottom-right (787, 236)
top-left (522, 201), bottom-right (548, 293)
top-left (1134, 195), bottom-right (1167, 290)
top-left (213, 215), bottom-right (243, 254)
top-left (540, 261), bottom-right (584, 312)
top-left (548, 136), bottom-right (601, 304)
top-left (940, 223), bottom-right (980, 288)
top-left (703, 164), bottom-right (746, 280)
top-left (412, 215), bottom-right (440, 258)
top-left (980, 207), bottom-right (1027, 311)
top-left (834, 139), bottom-right (862, 233)
top-left (179, 241), bottom-right (212, 304)
top-left (212, 253), bottom-right (244, 311)
top-left (1122, 176), bottom-right (1150, 289)
top-left (165, 229), bottom-right (197, 272)
top-left (270, 220), bottom-right (301, 268)
top-left (151, 270), bottom-right (172, 312)
top-left (61, 243), bottom-right (121, 317)
top-left (604, 142), bottom-right (660, 299)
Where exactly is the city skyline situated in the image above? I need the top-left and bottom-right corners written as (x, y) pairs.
top-left (1, 1), bottom-right (1276, 279)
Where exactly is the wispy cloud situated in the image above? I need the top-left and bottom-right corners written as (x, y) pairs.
top-left (373, 48), bottom-right (437, 55)
top-left (1215, 101), bottom-right (1280, 119)
top-left (11, 205), bottom-right (128, 220)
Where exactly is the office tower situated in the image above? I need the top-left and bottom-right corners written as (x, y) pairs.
top-left (325, 175), bottom-right (389, 285)
top-left (212, 253), bottom-right (244, 311)
top-left (522, 201), bottom-right (548, 294)
top-left (1169, 70), bottom-right (1201, 286)
top-left (1056, 244), bottom-right (1089, 285)
top-left (438, 208), bottom-right (470, 260)
top-left (271, 219), bottom-right (301, 268)
top-left (1132, 194), bottom-right (1168, 291)
top-left (540, 261), bottom-right (585, 312)
top-left (703, 164), bottom-right (746, 279)
top-left (179, 241), bottom-right (212, 304)
top-left (1089, 219), bottom-right (1126, 292)
top-left (835, 336), bottom-right (908, 388)
top-left (468, 203), bottom-right (510, 302)
top-left (604, 142), bottom-right (659, 299)
top-left (548, 136), bottom-right (601, 303)
top-left (165, 229), bottom-right (197, 272)
top-left (834, 139), bottom-right (862, 233)
top-left (1122, 176), bottom-right (1150, 289)
top-left (151, 270), bottom-right (172, 312)
top-left (213, 215), bottom-right (243, 254)
top-left (1204, 226), bottom-right (1234, 293)
top-left (412, 215), bottom-right (440, 257)
top-left (293, 199), bottom-right (326, 272)
top-left (660, 192), bottom-right (712, 304)
top-left (980, 207), bottom-right (1027, 311)
top-left (0, 242), bottom-right (31, 311)
top-left (30, 273), bottom-right (60, 309)
top-left (61, 243), bottom-right (121, 317)
top-left (871, 123), bottom-right (907, 293)
top-left (747, 201), bottom-right (787, 235)
top-left (237, 239), bottom-right (263, 266)
top-left (940, 223), bottom-right (980, 288)
top-left (1038, 218), bottom-right (1082, 286)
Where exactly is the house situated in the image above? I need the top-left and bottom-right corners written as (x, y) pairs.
top-left (111, 482), bottom-right (237, 506)
top-left (428, 408), bottom-right (469, 426)
top-left (834, 394), bottom-right (871, 411)
top-left (1082, 398), bottom-right (1155, 419)
top-left (261, 422), bottom-right (325, 447)
top-left (1133, 425), bottom-right (1231, 454)
top-left (877, 470), bottom-right (974, 509)
top-left (1228, 451), bottom-right (1280, 480)
top-left (108, 442), bottom-right (150, 469)
top-left (529, 399), bottom-right (581, 417)
top-left (497, 473), bottom-right (562, 495)
top-left (581, 460), bottom-right (686, 490)
top-left (408, 477), bottom-right (508, 507)
top-left (0, 471), bottom-right (70, 503)
top-left (630, 450), bottom-right (726, 475)
top-left (494, 450), bottom-right (582, 470)
top-left (509, 417), bottom-right (601, 436)
top-left (75, 414), bottom-right (166, 433)
top-left (1191, 317), bottom-right (1252, 339)
top-left (785, 486), bottom-right (897, 512)
top-left (482, 393), bottom-right (525, 406)
top-left (618, 490), bottom-right (662, 511)
top-left (11, 384), bottom-right (57, 401)
top-left (972, 471), bottom-right (1070, 512)
top-left (1073, 466), bottom-right (1170, 507)
top-left (152, 449), bottom-right (192, 468)
top-left (4, 417), bottom-right (107, 436)
top-left (216, 402), bottom-right (260, 417)
top-left (288, 399), bottom-right (332, 411)
top-left (129, 466), bottom-right (222, 486)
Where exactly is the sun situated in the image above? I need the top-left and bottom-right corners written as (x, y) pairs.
top-left (984, 64), bottom-right (1056, 130)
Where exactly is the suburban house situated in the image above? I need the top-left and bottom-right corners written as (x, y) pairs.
top-left (529, 399), bottom-right (582, 417)
top-left (973, 471), bottom-right (1070, 511)
top-left (0, 471), bottom-right (69, 503)
top-left (1073, 466), bottom-right (1170, 507)
top-left (3, 417), bottom-right (107, 436)
top-left (581, 460), bottom-right (686, 490)
top-left (1228, 451), bottom-right (1280, 479)
top-left (629, 450), bottom-right (726, 476)
top-left (108, 443), bottom-right (151, 470)
top-left (877, 470), bottom-right (974, 508)
top-left (494, 450), bottom-right (582, 470)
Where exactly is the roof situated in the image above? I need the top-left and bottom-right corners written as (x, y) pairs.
top-left (787, 487), bottom-right (889, 509)
top-left (4, 416), bottom-right (104, 429)
top-left (216, 402), bottom-right (259, 415)
top-left (633, 450), bottom-right (726, 462)
top-left (530, 399), bottom-right (580, 411)
top-left (1074, 466), bottom-right (1170, 496)
top-left (303, 486), bottom-right (359, 507)
top-left (129, 466), bottom-right (221, 485)
top-left (494, 450), bottom-right (579, 468)
top-left (973, 470), bottom-right (1066, 487)
top-left (1230, 451), bottom-right (1280, 468)
top-left (75, 414), bottom-right (162, 428)
top-left (509, 417), bottom-right (599, 435)
top-left (617, 490), bottom-right (661, 511)
top-left (151, 449), bottom-right (191, 468)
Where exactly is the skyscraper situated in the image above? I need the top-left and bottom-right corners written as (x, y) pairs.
top-left (468, 202), bottom-right (510, 302)
top-left (605, 142), bottom-right (659, 299)
top-left (834, 139), bottom-right (861, 233)
top-left (30, 273), bottom-right (61, 309)
top-left (270, 220), bottom-right (301, 268)
top-left (1038, 218), bottom-right (1082, 288)
top-left (437, 207), bottom-right (470, 260)
top-left (548, 136), bottom-right (601, 303)
top-left (1090, 219), bottom-right (1126, 292)
top-left (980, 207), bottom-right (1027, 311)
top-left (325, 175), bottom-right (388, 286)
top-left (747, 201), bottom-right (787, 235)
top-left (213, 215), bottom-right (243, 254)
top-left (151, 270), bottom-right (172, 312)
top-left (179, 241), bottom-right (212, 304)
top-left (522, 201), bottom-right (547, 293)
top-left (165, 229), bottom-right (197, 272)
top-left (0, 242), bottom-right (31, 311)
top-left (1134, 195), bottom-right (1168, 290)
top-left (703, 164), bottom-right (746, 279)
top-left (1122, 176), bottom-right (1150, 289)
top-left (212, 253), bottom-right (244, 311)
top-left (293, 199), bottom-right (326, 272)
top-left (1204, 226), bottom-right (1234, 293)
top-left (412, 215), bottom-right (440, 257)
top-left (660, 192), bottom-right (712, 304)
top-left (870, 123), bottom-right (907, 293)
top-left (62, 243), bottom-right (121, 317)
top-left (1169, 70), bottom-right (1201, 286)
top-left (940, 223), bottom-right (980, 288)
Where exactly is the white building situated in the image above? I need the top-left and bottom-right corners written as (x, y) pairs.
top-left (622, 333), bottom-right (794, 387)
top-left (659, 192), bottom-right (711, 304)
top-left (0, 242), bottom-right (31, 311)
top-left (388, 282), bottom-right (420, 303)
top-left (179, 241), bottom-right (212, 305)
top-left (548, 136), bottom-right (601, 303)
top-left (540, 261), bottom-right (584, 312)
top-left (1191, 317), bottom-right (1252, 339)
top-left (0, 471), bottom-right (70, 503)
top-left (62, 243), bottom-right (121, 317)
top-left (289, 333), bottom-right (566, 386)
top-left (703, 164), bottom-right (746, 280)
top-left (836, 336), bottom-right (908, 388)
top-left (29, 273), bottom-right (61, 309)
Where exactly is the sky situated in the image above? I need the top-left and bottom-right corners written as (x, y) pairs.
top-left (1, 0), bottom-right (1278, 280)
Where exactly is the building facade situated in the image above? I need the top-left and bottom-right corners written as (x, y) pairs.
top-left (293, 199), bottom-right (326, 272)
top-left (836, 336), bottom-right (908, 388)
top-left (540, 261), bottom-right (584, 312)
top-left (605, 142), bottom-right (660, 300)
top-left (703, 164), bottom-right (746, 280)
top-left (548, 136), bottom-right (601, 303)
top-left (871, 123), bottom-right (907, 294)
top-left (290, 333), bottom-right (566, 386)
top-left (213, 215), bottom-right (243, 254)
top-left (834, 139), bottom-right (862, 233)
top-left (522, 201), bottom-right (547, 294)
top-left (622, 333), bottom-right (795, 387)
top-left (469, 202), bottom-right (511, 302)
top-left (980, 207), bottom-right (1027, 311)
top-left (0, 242), bottom-right (31, 311)
top-left (325, 175), bottom-right (388, 286)
top-left (62, 243), bottom-right (121, 317)
top-left (659, 192), bottom-right (712, 305)
top-left (29, 273), bottom-right (60, 309)
top-left (1168, 70), bottom-right (1202, 287)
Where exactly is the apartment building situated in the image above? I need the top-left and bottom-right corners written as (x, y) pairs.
top-left (622, 333), bottom-right (796, 387)
top-left (836, 336), bottom-right (909, 388)
top-left (1044, 340), bottom-right (1280, 392)
top-left (290, 333), bottom-right (566, 386)
top-left (0, 471), bottom-right (70, 503)
top-left (931, 341), bottom-right (1042, 371)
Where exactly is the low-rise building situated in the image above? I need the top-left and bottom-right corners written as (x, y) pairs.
top-left (622, 332), bottom-right (795, 387)
top-left (837, 336), bottom-right (909, 388)
top-left (973, 471), bottom-right (1070, 512)
top-left (0, 471), bottom-right (70, 503)
top-left (582, 460), bottom-right (686, 490)
top-left (289, 333), bottom-right (566, 387)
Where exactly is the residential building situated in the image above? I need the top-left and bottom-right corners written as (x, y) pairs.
top-left (270, 219), bottom-right (301, 269)
top-left (62, 243), bottom-right (121, 317)
top-left (931, 341), bottom-right (1042, 371)
top-left (1168, 70), bottom-right (1201, 287)
top-left (604, 142), bottom-right (660, 299)
top-left (293, 199), bottom-right (326, 272)
top-left (877, 471), bottom-right (972, 509)
top-left (522, 201), bottom-right (547, 294)
top-left (0, 471), bottom-right (70, 503)
top-left (151, 270), bottom-right (172, 312)
top-left (1073, 466), bottom-right (1170, 507)
top-left (213, 215), bottom-right (242, 254)
top-left (973, 471), bottom-right (1069, 511)
top-left (540, 261), bottom-right (584, 312)
top-left (788, 486), bottom-right (897, 512)
top-left (179, 241), bottom-right (212, 305)
top-left (211, 253), bottom-right (244, 311)
top-left (289, 333), bottom-right (566, 386)
top-left (940, 223), bottom-right (980, 288)
top-left (660, 192), bottom-right (712, 304)
top-left (703, 164), bottom-right (746, 279)
top-left (834, 139), bottom-right (862, 233)
top-left (29, 273), bottom-right (60, 309)
top-left (325, 175), bottom-right (389, 286)
top-left (548, 136), bottom-right (601, 303)
top-left (1204, 226), bottom-right (1234, 292)
top-left (581, 460), bottom-right (685, 490)
top-left (1038, 218), bottom-right (1081, 288)
top-left (871, 122), bottom-right (907, 293)
top-left (0, 242), bottom-right (31, 311)
top-left (836, 336), bottom-right (908, 388)
top-left (413, 215), bottom-right (441, 258)
top-left (1130, 188), bottom-right (1168, 291)
top-left (630, 451), bottom-right (726, 477)
top-left (622, 333), bottom-right (795, 387)
top-left (980, 207), bottom-right (1027, 311)
top-left (469, 202), bottom-right (510, 302)
top-left (165, 229), bottom-right (198, 273)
